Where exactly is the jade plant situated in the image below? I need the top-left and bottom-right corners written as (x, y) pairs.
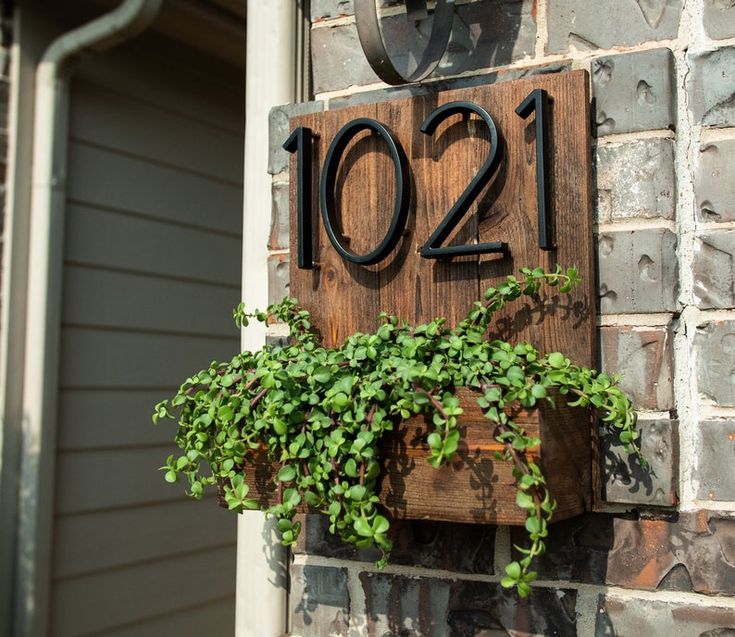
top-left (153, 266), bottom-right (641, 597)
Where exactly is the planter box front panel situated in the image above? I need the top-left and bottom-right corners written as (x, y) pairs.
top-left (234, 389), bottom-right (591, 526)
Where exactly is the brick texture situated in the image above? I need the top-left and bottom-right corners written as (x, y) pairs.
top-left (295, 514), bottom-right (496, 574)
top-left (596, 138), bottom-right (676, 222)
top-left (360, 573), bottom-right (578, 636)
top-left (311, 0), bottom-right (537, 94)
top-left (597, 229), bottom-right (679, 314)
top-left (597, 592), bottom-right (735, 635)
top-left (695, 320), bottom-right (735, 406)
top-left (516, 512), bottom-right (735, 594)
top-left (602, 417), bottom-right (678, 506)
top-left (696, 138), bottom-right (735, 223)
top-left (693, 230), bottom-right (735, 309)
top-left (269, 180), bottom-right (289, 251)
top-left (689, 46), bottom-right (735, 128)
top-left (289, 565), bottom-right (350, 637)
top-left (703, 0), bottom-right (735, 40)
top-left (697, 419), bottom-right (735, 502)
top-left (547, 0), bottom-right (683, 53)
top-left (599, 325), bottom-right (674, 410)
top-left (276, 2), bottom-right (735, 633)
top-left (267, 252), bottom-right (290, 305)
top-left (592, 48), bottom-right (677, 136)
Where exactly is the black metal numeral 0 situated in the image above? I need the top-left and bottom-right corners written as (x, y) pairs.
top-left (516, 88), bottom-right (553, 250)
top-left (419, 101), bottom-right (506, 259)
top-left (320, 118), bottom-right (410, 266)
top-left (283, 126), bottom-right (315, 269)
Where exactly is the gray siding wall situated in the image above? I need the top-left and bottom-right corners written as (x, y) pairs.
top-left (49, 36), bottom-right (243, 636)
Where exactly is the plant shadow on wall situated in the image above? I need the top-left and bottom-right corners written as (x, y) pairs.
top-left (153, 266), bottom-right (648, 599)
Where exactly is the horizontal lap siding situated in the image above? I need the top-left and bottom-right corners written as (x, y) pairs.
top-left (50, 31), bottom-right (243, 635)
top-left (50, 546), bottom-right (236, 636)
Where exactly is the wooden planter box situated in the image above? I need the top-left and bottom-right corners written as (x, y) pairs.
top-left (223, 388), bottom-right (592, 526)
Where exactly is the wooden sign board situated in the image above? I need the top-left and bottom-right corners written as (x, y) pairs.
top-left (288, 70), bottom-right (594, 367)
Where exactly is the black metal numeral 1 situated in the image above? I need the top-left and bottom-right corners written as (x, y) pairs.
top-left (419, 101), bottom-right (507, 259)
top-left (320, 118), bottom-right (410, 266)
top-left (516, 88), bottom-right (553, 250)
top-left (283, 126), bottom-right (314, 269)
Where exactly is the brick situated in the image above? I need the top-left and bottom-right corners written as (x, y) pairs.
top-left (689, 47), bottom-right (735, 128)
top-left (523, 511), bottom-right (735, 594)
top-left (596, 592), bottom-right (735, 635)
top-left (703, 0), bottom-right (735, 40)
top-left (310, 0), bottom-right (401, 21)
top-left (599, 325), bottom-right (674, 410)
top-left (311, 1), bottom-right (537, 94)
top-left (547, 0), bottom-right (683, 53)
top-left (359, 573), bottom-right (577, 635)
top-left (310, 24), bottom-right (377, 94)
top-left (511, 513), bottom-right (617, 584)
top-left (697, 139), bottom-right (735, 223)
top-left (328, 61), bottom-right (572, 111)
top-left (695, 320), bottom-right (735, 405)
top-left (697, 419), bottom-right (735, 501)
top-left (597, 228), bottom-right (679, 314)
top-left (694, 230), bottom-right (735, 309)
top-left (268, 101), bottom-right (325, 175)
top-left (311, 0), bottom-right (354, 20)
top-left (447, 580), bottom-right (578, 635)
top-left (295, 514), bottom-right (495, 573)
top-left (267, 253), bottom-right (290, 305)
top-left (602, 417), bottom-right (678, 506)
top-left (592, 48), bottom-right (677, 136)
top-left (359, 572), bottom-right (451, 634)
top-left (607, 512), bottom-right (735, 594)
top-left (596, 138), bottom-right (676, 223)
top-left (289, 565), bottom-right (350, 637)
top-left (269, 180), bottom-right (290, 251)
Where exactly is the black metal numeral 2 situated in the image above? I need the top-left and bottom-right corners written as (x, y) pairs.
top-left (516, 88), bottom-right (553, 250)
top-left (419, 101), bottom-right (506, 259)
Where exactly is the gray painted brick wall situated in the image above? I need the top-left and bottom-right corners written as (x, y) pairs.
top-left (267, 1), bottom-right (735, 634)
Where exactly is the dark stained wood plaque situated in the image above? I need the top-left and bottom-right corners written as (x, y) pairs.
top-left (288, 70), bottom-right (595, 368)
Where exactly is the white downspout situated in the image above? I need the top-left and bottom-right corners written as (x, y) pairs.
top-left (237, 2), bottom-right (296, 636)
top-left (16, 2), bottom-right (162, 635)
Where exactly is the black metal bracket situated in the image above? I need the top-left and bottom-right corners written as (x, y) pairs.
top-left (354, 0), bottom-right (456, 85)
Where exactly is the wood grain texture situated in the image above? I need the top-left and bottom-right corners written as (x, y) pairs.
top-left (282, 71), bottom-right (595, 525)
top-left (232, 388), bottom-right (591, 526)
top-left (290, 71), bottom-right (594, 368)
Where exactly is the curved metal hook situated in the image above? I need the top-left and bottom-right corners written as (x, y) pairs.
top-left (354, 0), bottom-right (456, 85)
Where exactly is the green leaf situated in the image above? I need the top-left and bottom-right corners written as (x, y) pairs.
top-left (283, 488), bottom-right (301, 508)
top-left (313, 367), bottom-right (331, 384)
top-left (354, 518), bottom-right (373, 537)
top-left (344, 458), bottom-right (359, 478)
top-left (547, 352), bottom-right (565, 369)
top-left (277, 465), bottom-right (296, 482)
top-left (505, 561), bottom-right (522, 580)
top-left (516, 491), bottom-right (535, 509)
top-left (427, 432), bottom-right (442, 450)
top-left (372, 515), bottom-right (390, 535)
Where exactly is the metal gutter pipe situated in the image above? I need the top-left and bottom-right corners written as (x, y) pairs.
top-left (16, 1), bottom-right (162, 634)
top-left (237, 1), bottom-right (297, 636)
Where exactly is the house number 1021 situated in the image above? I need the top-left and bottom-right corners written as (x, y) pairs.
top-left (284, 90), bottom-right (552, 270)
